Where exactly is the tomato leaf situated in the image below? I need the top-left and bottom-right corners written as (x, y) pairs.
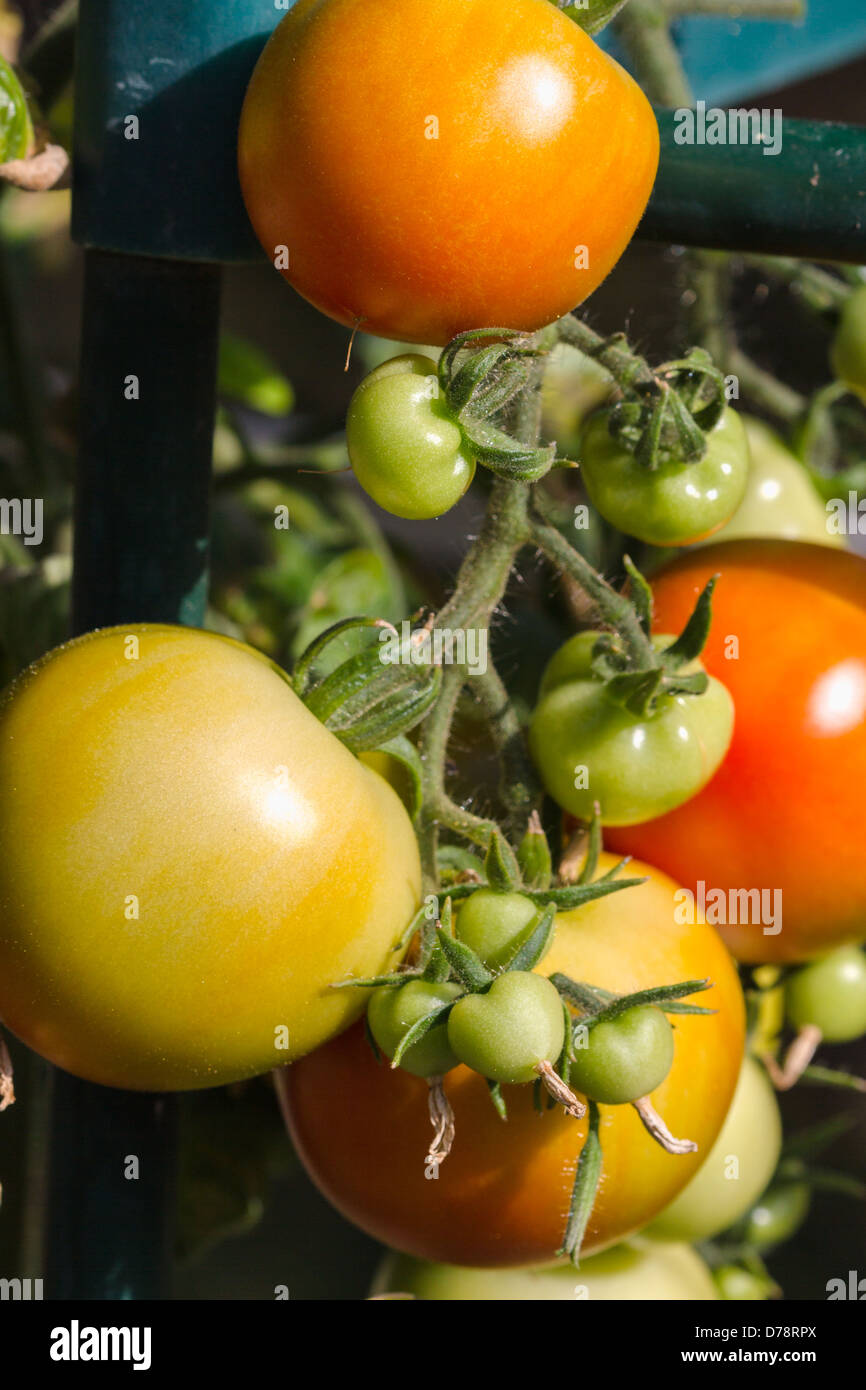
top-left (559, 1100), bottom-right (602, 1267)
top-left (218, 333), bottom-right (294, 417)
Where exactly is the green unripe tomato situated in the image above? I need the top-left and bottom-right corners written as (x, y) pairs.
top-left (647, 1055), bottom-right (782, 1243)
top-left (568, 1004), bottom-right (674, 1105)
top-left (579, 406), bottom-right (749, 547)
top-left (346, 354), bottom-right (475, 520)
top-left (371, 1241), bottom-right (718, 1301)
top-left (446, 971), bottom-right (565, 1084)
top-left (704, 416), bottom-right (841, 549)
top-left (455, 889), bottom-right (540, 972)
top-left (830, 284), bottom-right (866, 404)
top-left (785, 946), bottom-right (866, 1042)
top-left (367, 980), bottom-right (463, 1078)
top-left (529, 631), bottom-right (734, 826)
top-left (713, 1265), bottom-right (769, 1302)
top-left (742, 1181), bottom-right (811, 1252)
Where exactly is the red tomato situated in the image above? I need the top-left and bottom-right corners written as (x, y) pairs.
top-left (238, 0), bottom-right (659, 345)
top-left (608, 541), bottom-right (866, 963)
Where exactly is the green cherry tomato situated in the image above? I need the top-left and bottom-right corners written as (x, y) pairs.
top-left (446, 971), bottom-right (565, 1084)
top-left (713, 1265), bottom-right (770, 1302)
top-left (785, 946), bottom-right (866, 1042)
top-left (647, 1055), bottom-right (782, 1243)
top-left (367, 981), bottom-right (463, 1078)
top-left (346, 354), bottom-right (475, 520)
top-left (830, 284), bottom-right (866, 403)
top-left (455, 889), bottom-right (540, 972)
top-left (579, 406), bottom-right (749, 547)
top-left (528, 631), bottom-right (734, 826)
top-left (568, 1004), bottom-right (674, 1105)
top-left (703, 416), bottom-right (841, 549)
top-left (371, 1241), bottom-right (718, 1301)
top-left (742, 1181), bottom-right (811, 1252)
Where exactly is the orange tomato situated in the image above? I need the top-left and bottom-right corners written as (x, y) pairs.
top-left (279, 854), bottom-right (744, 1267)
top-left (238, 0), bottom-right (659, 345)
top-left (609, 541), bottom-right (866, 963)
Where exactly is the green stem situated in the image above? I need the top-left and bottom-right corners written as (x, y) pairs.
top-left (728, 347), bottom-right (806, 421)
top-left (743, 255), bottom-right (850, 313)
top-left (615, 0), bottom-right (693, 108)
top-left (470, 663), bottom-right (542, 831)
top-left (555, 314), bottom-right (660, 398)
top-left (418, 666), bottom-right (463, 892)
top-left (529, 501), bottom-right (656, 666)
top-left (664, 0), bottom-right (805, 16)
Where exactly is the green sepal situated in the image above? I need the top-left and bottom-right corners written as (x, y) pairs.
top-left (503, 903), bottom-right (557, 973)
top-left (395, 903), bottom-right (429, 952)
top-left (367, 735), bottom-right (423, 822)
top-left (0, 56), bottom-right (34, 164)
top-left (435, 927), bottom-right (494, 993)
top-left (486, 1079), bottom-right (508, 1121)
top-left (460, 416), bottom-right (557, 481)
top-left (563, 0), bottom-right (632, 37)
top-left (622, 556), bottom-right (653, 636)
top-left (584, 978), bottom-right (713, 1029)
top-left (658, 577), bottom-right (718, 671)
top-left (781, 1113), bottom-right (858, 1161)
top-left (799, 1065), bottom-right (866, 1094)
top-left (391, 997), bottom-right (457, 1070)
top-left (331, 969), bottom-right (420, 990)
top-left (550, 974), bottom-right (614, 1016)
top-left (524, 874), bottom-right (646, 913)
top-left (364, 1012), bottom-right (383, 1063)
top-left (304, 640), bottom-right (441, 753)
top-left (292, 616), bottom-right (391, 697)
top-left (559, 1100), bottom-right (603, 1267)
top-left (576, 805), bottom-right (602, 886)
top-left (484, 832), bottom-right (521, 893)
top-left (517, 813), bottom-right (553, 891)
top-left (438, 844), bottom-right (486, 884)
top-left (446, 344), bottom-right (529, 420)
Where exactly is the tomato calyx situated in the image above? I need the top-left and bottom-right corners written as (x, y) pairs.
top-left (436, 329), bottom-right (562, 483)
top-left (292, 615), bottom-right (441, 759)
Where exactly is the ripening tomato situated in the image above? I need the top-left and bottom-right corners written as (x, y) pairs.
top-left (280, 854), bottom-right (744, 1267)
top-left (0, 626), bottom-right (420, 1089)
top-left (238, 0), bottom-right (659, 345)
top-left (371, 1241), bottom-right (718, 1301)
top-left (608, 541), bottom-right (866, 963)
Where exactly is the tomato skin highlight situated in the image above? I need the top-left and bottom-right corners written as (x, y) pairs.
top-left (0, 625), bottom-right (421, 1090)
top-left (238, 0), bottom-right (659, 345)
top-left (281, 854), bottom-right (745, 1267)
top-left (608, 541), bottom-right (866, 963)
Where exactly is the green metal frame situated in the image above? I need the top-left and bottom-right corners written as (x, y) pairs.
top-left (43, 0), bottom-right (865, 1302)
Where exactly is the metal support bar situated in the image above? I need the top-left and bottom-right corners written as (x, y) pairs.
top-left (45, 250), bottom-right (220, 1300)
top-left (642, 112), bottom-right (866, 263)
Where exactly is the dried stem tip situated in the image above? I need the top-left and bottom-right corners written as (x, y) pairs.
top-left (632, 1095), bottom-right (697, 1155)
top-left (535, 1060), bottom-right (586, 1119)
top-left (0, 1035), bottom-right (15, 1112)
top-left (762, 1024), bottom-right (822, 1092)
top-left (426, 1076), bottom-right (456, 1170)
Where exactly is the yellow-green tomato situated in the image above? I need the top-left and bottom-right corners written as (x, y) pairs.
top-left (580, 406), bottom-right (749, 546)
top-left (0, 625), bottom-right (421, 1090)
top-left (704, 416), bottom-right (840, 548)
top-left (455, 889), bottom-right (541, 972)
top-left (529, 631), bottom-right (734, 826)
top-left (446, 971), bottom-right (565, 1083)
top-left (647, 1055), bottom-right (782, 1243)
top-left (370, 1241), bottom-right (718, 1300)
top-left (713, 1265), bottom-right (770, 1301)
top-left (367, 981), bottom-right (463, 1078)
top-left (785, 946), bottom-right (866, 1042)
top-left (346, 354), bottom-right (475, 519)
top-left (830, 284), bottom-right (866, 403)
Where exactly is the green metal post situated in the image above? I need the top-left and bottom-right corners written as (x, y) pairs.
top-left (42, 0), bottom-right (282, 1300)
